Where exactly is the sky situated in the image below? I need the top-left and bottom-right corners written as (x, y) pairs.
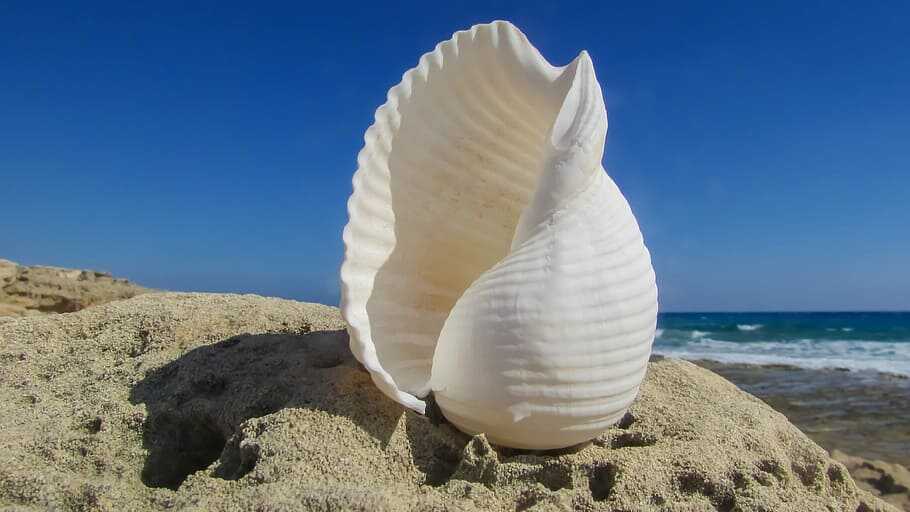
top-left (2, 1), bottom-right (908, 311)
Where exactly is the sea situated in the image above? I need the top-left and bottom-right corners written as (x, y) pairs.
top-left (654, 312), bottom-right (910, 376)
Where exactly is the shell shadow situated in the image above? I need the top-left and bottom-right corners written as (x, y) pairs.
top-left (128, 329), bottom-right (406, 490)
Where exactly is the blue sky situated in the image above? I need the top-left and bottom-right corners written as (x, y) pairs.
top-left (2, 2), bottom-right (908, 311)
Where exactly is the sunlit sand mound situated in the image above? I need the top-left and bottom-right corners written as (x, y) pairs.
top-left (0, 293), bottom-right (896, 511)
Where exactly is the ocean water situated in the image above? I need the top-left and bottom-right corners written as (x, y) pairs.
top-left (654, 312), bottom-right (910, 376)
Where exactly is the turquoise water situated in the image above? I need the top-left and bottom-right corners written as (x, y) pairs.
top-left (654, 312), bottom-right (910, 375)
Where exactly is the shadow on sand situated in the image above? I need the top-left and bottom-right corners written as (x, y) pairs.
top-left (128, 329), bottom-right (469, 490)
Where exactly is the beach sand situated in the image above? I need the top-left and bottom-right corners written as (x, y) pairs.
top-left (695, 360), bottom-right (910, 467)
top-left (0, 293), bottom-right (896, 511)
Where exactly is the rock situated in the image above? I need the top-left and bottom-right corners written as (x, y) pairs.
top-left (0, 258), bottom-right (148, 317)
top-left (0, 293), bottom-right (897, 511)
top-left (833, 450), bottom-right (910, 511)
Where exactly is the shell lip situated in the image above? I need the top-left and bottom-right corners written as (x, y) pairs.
top-left (340, 268), bottom-right (428, 415)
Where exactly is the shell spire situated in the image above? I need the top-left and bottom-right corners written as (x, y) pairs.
top-left (511, 50), bottom-right (606, 251)
top-left (340, 20), bottom-right (657, 449)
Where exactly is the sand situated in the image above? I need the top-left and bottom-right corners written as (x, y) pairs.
top-left (696, 361), bottom-right (910, 468)
top-left (0, 259), bottom-right (148, 318)
top-left (0, 292), bottom-right (897, 511)
top-left (696, 361), bottom-right (910, 511)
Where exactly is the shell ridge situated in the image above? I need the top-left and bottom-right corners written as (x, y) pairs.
top-left (472, 25), bottom-right (553, 135)
top-left (400, 88), bottom-right (541, 185)
top-left (460, 31), bottom-right (550, 141)
top-left (445, 30), bottom-right (551, 157)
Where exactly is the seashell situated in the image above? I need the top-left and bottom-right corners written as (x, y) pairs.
top-left (340, 20), bottom-right (657, 449)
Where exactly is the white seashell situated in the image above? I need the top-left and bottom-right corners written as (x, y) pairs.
top-left (340, 20), bottom-right (657, 449)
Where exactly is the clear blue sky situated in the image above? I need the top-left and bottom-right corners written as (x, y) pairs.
top-left (2, 2), bottom-right (908, 311)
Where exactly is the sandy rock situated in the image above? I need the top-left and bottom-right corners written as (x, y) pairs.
top-left (0, 258), bottom-right (148, 317)
top-left (833, 450), bottom-right (910, 511)
top-left (0, 259), bottom-right (17, 282)
top-left (0, 293), bottom-right (897, 511)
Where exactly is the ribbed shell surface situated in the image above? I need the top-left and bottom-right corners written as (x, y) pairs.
top-left (340, 20), bottom-right (657, 449)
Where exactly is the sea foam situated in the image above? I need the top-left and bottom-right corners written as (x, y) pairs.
top-left (654, 338), bottom-right (910, 376)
